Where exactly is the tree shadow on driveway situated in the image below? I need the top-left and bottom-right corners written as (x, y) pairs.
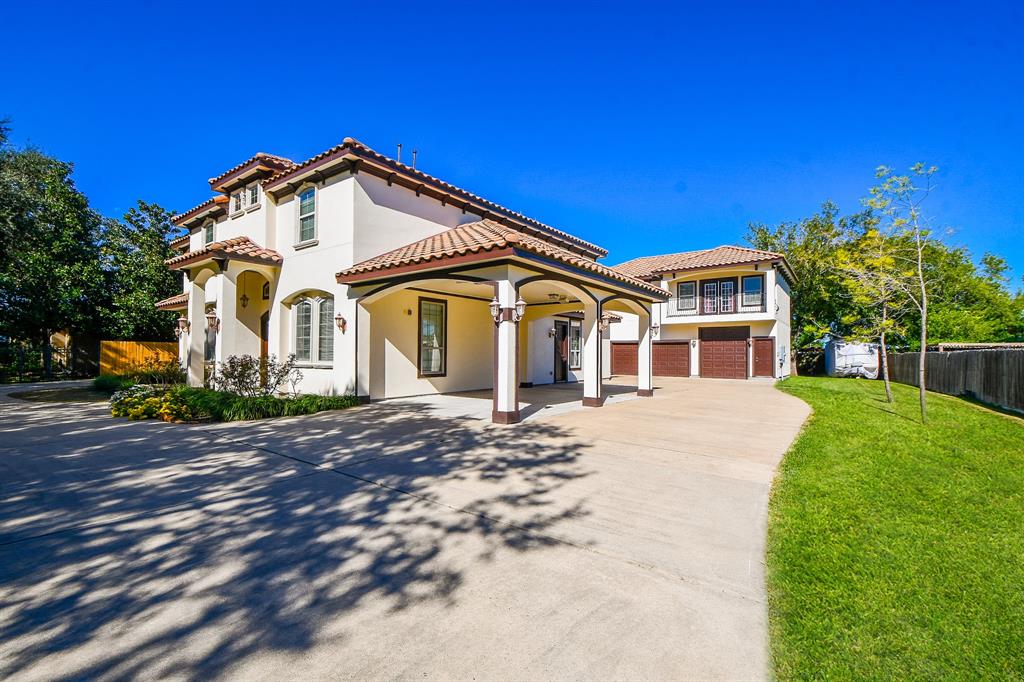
top-left (0, 398), bottom-right (593, 679)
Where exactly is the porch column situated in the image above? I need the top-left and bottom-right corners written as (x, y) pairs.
top-left (355, 300), bottom-right (371, 402)
top-left (582, 300), bottom-right (604, 406)
top-left (637, 306), bottom-right (654, 396)
top-left (215, 269), bottom-right (237, 367)
top-left (187, 277), bottom-right (205, 387)
top-left (492, 279), bottom-right (520, 424)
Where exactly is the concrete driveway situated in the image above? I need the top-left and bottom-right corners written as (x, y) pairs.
top-left (0, 377), bottom-right (808, 680)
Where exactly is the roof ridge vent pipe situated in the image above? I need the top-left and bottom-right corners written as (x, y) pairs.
top-left (396, 143), bottom-right (402, 164)
top-left (413, 149), bottom-right (418, 170)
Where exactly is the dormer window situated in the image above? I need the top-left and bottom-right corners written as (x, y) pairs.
top-left (203, 221), bottom-right (215, 245)
top-left (297, 187), bottom-right (316, 244)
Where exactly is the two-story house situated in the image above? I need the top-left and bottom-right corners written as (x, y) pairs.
top-left (608, 246), bottom-right (795, 379)
top-left (157, 138), bottom-right (669, 424)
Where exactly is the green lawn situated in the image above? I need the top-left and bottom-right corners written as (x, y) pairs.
top-left (769, 376), bottom-right (1024, 680)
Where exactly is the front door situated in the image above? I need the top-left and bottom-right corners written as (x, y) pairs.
top-left (553, 320), bottom-right (569, 382)
top-left (752, 337), bottom-right (774, 377)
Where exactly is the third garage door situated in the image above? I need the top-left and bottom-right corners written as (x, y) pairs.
top-left (699, 326), bottom-right (749, 379)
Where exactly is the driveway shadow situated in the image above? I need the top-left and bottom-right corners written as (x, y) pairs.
top-left (0, 399), bottom-right (593, 679)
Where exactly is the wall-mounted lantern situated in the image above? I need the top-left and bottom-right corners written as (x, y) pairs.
top-left (513, 297), bottom-right (527, 322)
top-left (335, 313), bottom-right (347, 334)
top-left (206, 310), bottom-right (220, 333)
top-left (489, 297), bottom-right (501, 321)
top-left (651, 322), bottom-right (661, 338)
top-left (175, 316), bottom-right (190, 338)
top-left (490, 296), bottom-right (527, 323)
top-left (690, 338), bottom-right (697, 348)
top-left (547, 327), bottom-right (557, 338)
top-left (598, 317), bottom-right (610, 334)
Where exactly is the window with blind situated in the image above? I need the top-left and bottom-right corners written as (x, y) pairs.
top-left (720, 281), bottom-right (735, 312)
top-left (293, 295), bottom-right (334, 365)
top-left (297, 188), bottom-right (316, 243)
top-left (703, 282), bottom-right (718, 313)
top-left (676, 281), bottom-right (696, 310)
top-left (742, 275), bottom-right (764, 307)
top-left (418, 299), bottom-right (446, 376)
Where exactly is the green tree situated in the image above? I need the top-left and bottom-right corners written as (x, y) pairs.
top-left (0, 122), bottom-right (106, 376)
top-left (746, 201), bottom-right (863, 348)
top-left (101, 201), bottom-right (183, 340)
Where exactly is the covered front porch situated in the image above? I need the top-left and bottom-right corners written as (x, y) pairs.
top-left (337, 220), bottom-right (669, 425)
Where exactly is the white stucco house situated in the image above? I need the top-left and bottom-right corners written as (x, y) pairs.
top-left (608, 247), bottom-right (796, 379)
top-left (157, 138), bottom-right (673, 424)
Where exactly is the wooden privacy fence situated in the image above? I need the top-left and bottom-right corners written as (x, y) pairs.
top-left (99, 341), bottom-right (178, 376)
top-left (887, 350), bottom-right (1024, 413)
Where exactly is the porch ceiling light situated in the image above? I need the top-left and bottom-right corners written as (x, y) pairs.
top-left (240, 293), bottom-right (250, 309)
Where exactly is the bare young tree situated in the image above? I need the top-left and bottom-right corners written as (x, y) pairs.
top-left (865, 163), bottom-right (937, 423)
top-left (835, 227), bottom-right (912, 404)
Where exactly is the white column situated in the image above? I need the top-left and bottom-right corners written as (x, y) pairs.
top-left (492, 279), bottom-right (519, 424)
top-left (215, 269), bottom-right (237, 367)
top-left (187, 277), bottom-right (205, 387)
top-left (637, 307), bottom-right (653, 396)
top-left (582, 300), bottom-right (603, 406)
top-left (355, 300), bottom-right (371, 401)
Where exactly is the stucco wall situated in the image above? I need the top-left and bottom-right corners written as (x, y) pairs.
top-left (366, 289), bottom-right (493, 400)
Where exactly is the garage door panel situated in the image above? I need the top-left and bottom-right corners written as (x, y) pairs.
top-left (699, 327), bottom-right (749, 379)
top-left (611, 343), bottom-right (638, 375)
top-left (653, 342), bottom-right (689, 377)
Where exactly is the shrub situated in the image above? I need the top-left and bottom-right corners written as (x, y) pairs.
top-left (124, 356), bottom-right (186, 387)
top-left (94, 374), bottom-right (134, 394)
top-left (211, 354), bottom-right (303, 397)
top-left (112, 385), bottom-right (361, 423)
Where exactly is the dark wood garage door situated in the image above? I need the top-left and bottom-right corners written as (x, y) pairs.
top-left (611, 341), bottom-right (690, 376)
top-left (699, 326), bottom-right (749, 379)
top-left (653, 341), bottom-right (690, 376)
top-left (611, 342), bottom-right (638, 375)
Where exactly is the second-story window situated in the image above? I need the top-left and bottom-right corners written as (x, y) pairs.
top-left (298, 188), bottom-right (316, 243)
top-left (676, 281), bottom-right (696, 311)
top-left (703, 282), bottom-right (718, 314)
top-left (248, 184), bottom-right (260, 208)
top-left (720, 281), bottom-right (735, 312)
top-left (203, 221), bottom-right (215, 245)
top-left (232, 192), bottom-right (243, 213)
top-left (742, 275), bottom-right (764, 307)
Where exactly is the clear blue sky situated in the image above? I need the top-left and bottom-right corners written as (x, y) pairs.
top-left (3, 1), bottom-right (1022, 284)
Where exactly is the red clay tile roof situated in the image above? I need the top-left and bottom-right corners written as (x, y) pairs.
top-left (614, 245), bottom-right (793, 281)
top-left (169, 234), bottom-right (190, 251)
top-left (165, 236), bottom-right (283, 270)
top-left (337, 219), bottom-right (667, 298)
top-left (264, 137), bottom-right (607, 260)
top-left (155, 291), bottom-right (189, 310)
top-left (208, 152), bottom-right (296, 189)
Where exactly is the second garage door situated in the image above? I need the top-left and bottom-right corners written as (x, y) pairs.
top-left (611, 341), bottom-right (691, 377)
top-left (699, 326), bottom-right (749, 379)
top-left (653, 341), bottom-right (690, 376)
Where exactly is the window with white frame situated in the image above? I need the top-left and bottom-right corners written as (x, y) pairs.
top-left (720, 280), bottom-right (735, 312)
top-left (569, 320), bottom-right (582, 369)
top-left (232, 192), bottom-right (243, 213)
top-left (703, 282), bottom-right (718, 313)
top-left (293, 295), bottom-right (334, 365)
top-left (247, 184), bottom-right (260, 208)
top-left (742, 275), bottom-right (764, 307)
top-left (676, 281), bottom-right (696, 311)
top-left (203, 221), bottom-right (215, 245)
top-left (297, 188), bottom-right (316, 243)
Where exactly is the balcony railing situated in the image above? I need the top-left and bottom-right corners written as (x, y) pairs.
top-left (663, 296), bottom-right (767, 317)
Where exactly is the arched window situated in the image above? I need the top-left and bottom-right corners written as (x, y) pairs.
top-left (203, 220), bottom-right (215, 245)
top-left (293, 294), bottom-right (333, 364)
top-left (297, 187), bottom-right (316, 244)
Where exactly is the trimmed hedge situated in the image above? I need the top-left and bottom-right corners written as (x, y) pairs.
top-left (93, 374), bottom-right (135, 394)
top-left (110, 385), bottom-right (360, 422)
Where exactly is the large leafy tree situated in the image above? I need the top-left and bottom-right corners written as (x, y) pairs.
top-left (101, 201), bottom-right (182, 340)
top-left (0, 122), bottom-right (106, 375)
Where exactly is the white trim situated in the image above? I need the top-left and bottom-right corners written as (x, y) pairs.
top-left (291, 294), bottom-right (334, 367)
top-left (296, 184), bottom-right (317, 245)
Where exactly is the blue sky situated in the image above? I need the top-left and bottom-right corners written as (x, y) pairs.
top-left (3, 1), bottom-right (1022, 285)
